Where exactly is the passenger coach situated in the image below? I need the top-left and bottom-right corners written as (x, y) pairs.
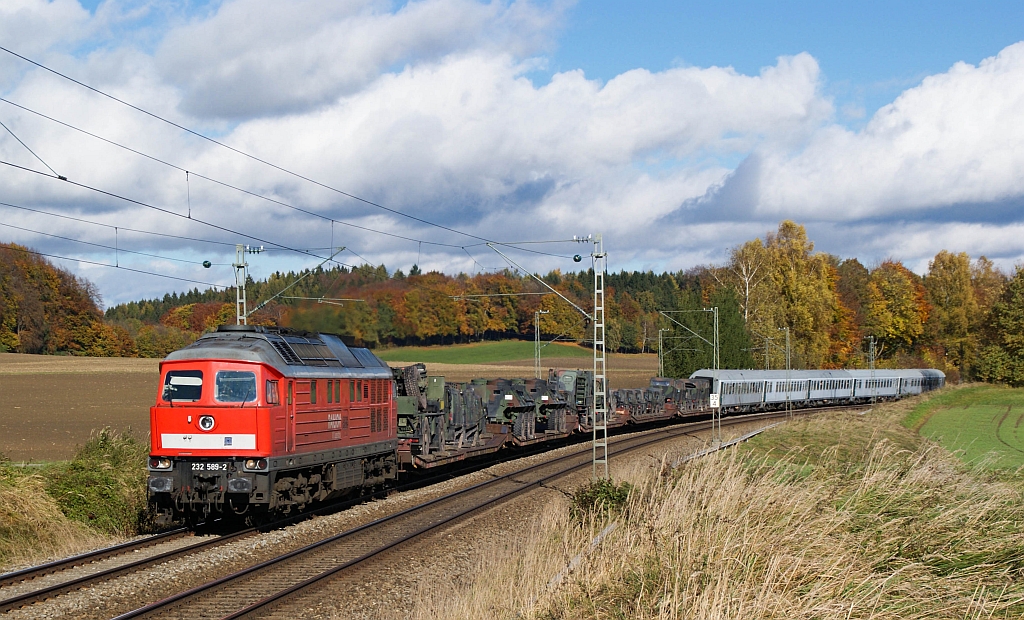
top-left (690, 368), bottom-right (945, 413)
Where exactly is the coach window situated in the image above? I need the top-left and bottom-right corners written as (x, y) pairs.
top-left (163, 370), bottom-right (203, 402)
top-left (350, 380), bottom-right (355, 403)
top-left (334, 380), bottom-right (341, 403)
top-left (215, 371), bottom-right (257, 403)
top-left (327, 380), bottom-right (333, 404)
top-left (266, 380), bottom-right (280, 405)
top-left (310, 380), bottom-right (317, 404)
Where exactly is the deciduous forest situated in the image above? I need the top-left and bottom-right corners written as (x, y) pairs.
top-left (2, 220), bottom-right (1022, 384)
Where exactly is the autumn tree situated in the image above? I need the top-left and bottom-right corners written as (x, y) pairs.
top-left (0, 243), bottom-right (134, 356)
top-left (924, 251), bottom-right (977, 377)
top-left (864, 260), bottom-right (930, 358)
top-left (971, 257), bottom-right (1008, 335)
top-left (724, 222), bottom-right (842, 369)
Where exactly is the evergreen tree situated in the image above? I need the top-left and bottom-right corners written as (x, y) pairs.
top-left (663, 287), bottom-right (754, 378)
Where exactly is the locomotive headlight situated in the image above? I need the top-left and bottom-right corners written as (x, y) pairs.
top-left (149, 457), bottom-right (172, 470)
top-left (198, 415), bottom-right (215, 431)
top-left (243, 458), bottom-right (268, 471)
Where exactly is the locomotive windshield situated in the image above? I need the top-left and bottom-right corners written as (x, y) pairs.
top-left (215, 371), bottom-right (257, 403)
top-left (163, 370), bottom-right (203, 402)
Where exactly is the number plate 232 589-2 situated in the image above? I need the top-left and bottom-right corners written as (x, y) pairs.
top-left (191, 462), bottom-right (229, 472)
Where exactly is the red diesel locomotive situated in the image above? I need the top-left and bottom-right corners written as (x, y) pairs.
top-left (147, 325), bottom-right (397, 525)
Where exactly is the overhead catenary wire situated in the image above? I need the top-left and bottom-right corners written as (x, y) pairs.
top-left (0, 200), bottom-right (341, 253)
top-left (0, 45), bottom-right (495, 245)
top-left (0, 116), bottom-right (63, 179)
top-left (0, 244), bottom-right (229, 289)
top-left (0, 88), bottom-right (574, 259)
top-left (0, 158), bottom-right (351, 268)
top-left (0, 219), bottom-right (229, 267)
top-left (0, 95), bottom-right (464, 249)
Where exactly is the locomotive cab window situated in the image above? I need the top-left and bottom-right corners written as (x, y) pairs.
top-left (266, 380), bottom-right (280, 405)
top-left (163, 370), bottom-right (203, 402)
top-left (215, 371), bottom-right (257, 403)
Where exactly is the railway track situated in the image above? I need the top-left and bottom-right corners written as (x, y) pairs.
top-left (1, 408), bottom-right (810, 618)
top-left (0, 430), bottom-right (588, 616)
top-left (114, 410), bottom-right (794, 619)
top-left (0, 528), bottom-right (189, 589)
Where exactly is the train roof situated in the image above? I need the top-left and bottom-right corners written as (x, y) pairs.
top-left (689, 369), bottom-right (855, 381)
top-left (162, 325), bottom-right (393, 379)
top-left (689, 368), bottom-right (945, 381)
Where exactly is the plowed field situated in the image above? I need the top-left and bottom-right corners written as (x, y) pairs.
top-left (0, 351), bottom-right (657, 462)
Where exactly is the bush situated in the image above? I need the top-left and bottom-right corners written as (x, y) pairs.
top-left (45, 429), bottom-right (150, 535)
top-left (571, 478), bottom-right (633, 522)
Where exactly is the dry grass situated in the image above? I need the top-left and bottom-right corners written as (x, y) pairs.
top-left (0, 465), bottom-right (112, 570)
top-left (399, 396), bottom-right (1024, 619)
top-left (0, 429), bottom-right (148, 571)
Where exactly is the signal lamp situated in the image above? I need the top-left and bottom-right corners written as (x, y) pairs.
top-left (198, 415), bottom-right (215, 431)
top-left (573, 254), bottom-right (582, 263)
top-left (202, 260), bottom-right (212, 268)
top-left (149, 457), bottom-right (172, 470)
top-left (244, 458), bottom-right (268, 471)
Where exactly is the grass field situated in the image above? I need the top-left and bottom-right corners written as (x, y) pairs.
top-left (404, 393), bottom-right (1024, 619)
top-left (375, 339), bottom-right (592, 364)
top-left (905, 384), bottom-right (1024, 470)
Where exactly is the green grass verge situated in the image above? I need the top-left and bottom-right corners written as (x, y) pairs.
top-left (0, 430), bottom-right (149, 568)
top-left (43, 429), bottom-right (150, 535)
top-left (375, 339), bottom-right (592, 364)
top-left (903, 384), bottom-right (1024, 470)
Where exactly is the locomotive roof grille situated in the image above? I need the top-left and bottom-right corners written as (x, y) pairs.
top-left (266, 336), bottom-right (303, 365)
top-left (266, 334), bottom-right (343, 367)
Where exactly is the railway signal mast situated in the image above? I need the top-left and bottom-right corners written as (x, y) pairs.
top-left (234, 245), bottom-right (345, 325)
top-left (658, 307), bottom-right (719, 444)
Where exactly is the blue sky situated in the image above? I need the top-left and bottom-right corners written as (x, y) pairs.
top-left (1, 0), bottom-right (1023, 305)
top-left (551, 1), bottom-right (1024, 122)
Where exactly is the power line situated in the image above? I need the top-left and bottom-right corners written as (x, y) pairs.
top-left (0, 219), bottom-right (229, 266)
top-left (0, 45), bottom-right (493, 244)
top-left (0, 158), bottom-right (343, 265)
top-left (0, 96), bottom-right (572, 260)
top-left (0, 244), bottom-right (228, 289)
